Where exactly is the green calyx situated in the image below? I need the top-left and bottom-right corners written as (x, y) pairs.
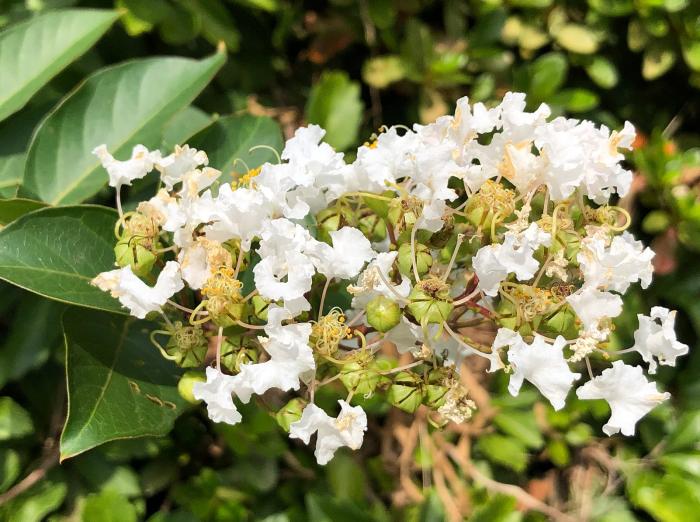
top-left (358, 213), bottom-right (388, 242)
top-left (165, 322), bottom-right (208, 368)
top-left (339, 360), bottom-right (392, 396)
top-left (114, 237), bottom-right (157, 277)
top-left (366, 296), bottom-right (401, 332)
top-left (387, 371), bottom-right (425, 413)
top-left (220, 339), bottom-right (259, 373)
top-left (407, 278), bottom-right (454, 325)
top-left (316, 204), bottom-right (355, 243)
top-left (398, 242), bottom-right (433, 278)
top-left (275, 398), bottom-right (306, 432)
top-left (465, 179), bottom-right (515, 230)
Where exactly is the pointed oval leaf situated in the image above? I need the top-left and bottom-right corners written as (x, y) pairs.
top-left (187, 113), bottom-right (283, 183)
top-left (0, 205), bottom-right (123, 312)
top-left (23, 52), bottom-right (225, 205)
top-left (0, 198), bottom-right (48, 225)
top-left (0, 9), bottom-right (119, 122)
top-left (60, 308), bottom-right (186, 460)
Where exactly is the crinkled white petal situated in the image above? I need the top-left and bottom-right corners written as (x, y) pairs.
top-left (307, 227), bottom-right (376, 280)
top-left (93, 144), bottom-right (159, 188)
top-left (576, 360), bottom-right (669, 436)
top-left (567, 287), bottom-right (622, 337)
top-left (192, 367), bottom-right (241, 425)
top-left (631, 307), bottom-right (689, 374)
top-left (156, 145), bottom-right (209, 190)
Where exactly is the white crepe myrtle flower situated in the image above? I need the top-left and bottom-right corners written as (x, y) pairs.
top-left (92, 144), bottom-right (159, 188)
top-left (351, 127), bottom-right (419, 193)
top-left (192, 367), bottom-right (242, 425)
top-left (307, 227), bottom-right (376, 280)
top-left (253, 251), bottom-right (315, 316)
top-left (579, 232), bottom-right (655, 293)
top-left (289, 400), bottom-right (367, 465)
top-left (496, 329), bottom-right (580, 410)
top-left (576, 360), bottom-right (670, 436)
top-left (231, 306), bottom-right (314, 402)
top-left (156, 144), bottom-right (209, 190)
top-left (91, 261), bottom-right (184, 319)
top-left (567, 287), bottom-right (623, 339)
top-left (473, 223), bottom-right (551, 296)
top-left (631, 307), bottom-right (689, 374)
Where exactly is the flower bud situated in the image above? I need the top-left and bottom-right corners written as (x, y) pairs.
top-left (339, 360), bottom-right (391, 396)
top-left (316, 205), bottom-right (354, 243)
top-left (540, 306), bottom-right (579, 340)
top-left (397, 242), bottom-right (432, 278)
top-left (423, 369), bottom-right (450, 409)
top-left (358, 213), bottom-right (387, 242)
top-left (407, 278), bottom-right (454, 325)
top-left (165, 322), bottom-right (208, 367)
top-left (366, 296), bottom-right (401, 332)
top-left (275, 398), bottom-right (306, 432)
top-left (387, 371), bottom-right (424, 413)
top-left (114, 237), bottom-right (156, 277)
top-left (464, 180), bottom-right (515, 230)
top-left (177, 370), bottom-right (206, 404)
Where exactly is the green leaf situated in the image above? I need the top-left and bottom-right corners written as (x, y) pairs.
top-left (0, 396), bottom-right (34, 440)
top-left (476, 434), bottom-right (529, 472)
top-left (327, 451), bottom-right (366, 503)
top-left (188, 113), bottom-right (283, 182)
top-left (162, 106), bottom-right (212, 150)
top-left (660, 452), bottom-right (700, 478)
top-left (547, 438), bottom-right (570, 467)
top-left (682, 38), bottom-right (700, 71)
top-left (0, 198), bottom-right (47, 225)
top-left (550, 88), bottom-right (600, 112)
top-left (23, 52), bottom-right (225, 205)
top-left (0, 448), bottom-right (21, 493)
top-left (628, 470), bottom-right (700, 522)
top-left (0, 205), bottom-right (123, 312)
top-left (82, 490), bottom-right (137, 522)
top-left (363, 55), bottom-right (406, 89)
top-left (642, 44), bottom-right (676, 80)
top-left (60, 308), bottom-right (187, 460)
top-left (666, 410), bottom-right (700, 452)
top-left (306, 71), bottom-right (364, 151)
top-left (0, 294), bottom-right (65, 389)
top-left (585, 56), bottom-right (619, 89)
top-left (470, 494), bottom-right (518, 522)
top-left (0, 9), bottom-right (119, 122)
top-left (0, 105), bottom-right (48, 198)
top-left (555, 24), bottom-right (600, 54)
top-left (181, 0), bottom-right (240, 51)
top-left (494, 410), bottom-right (544, 449)
top-left (0, 475), bottom-right (67, 522)
top-left (527, 52), bottom-right (568, 101)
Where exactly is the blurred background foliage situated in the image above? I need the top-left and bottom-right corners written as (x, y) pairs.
top-left (0, 0), bottom-right (699, 520)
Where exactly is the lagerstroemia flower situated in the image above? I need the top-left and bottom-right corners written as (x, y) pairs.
top-left (86, 92), bottom-right (688, 464)
top-left (91, 261), bottom-right (183, 319)
top-left (289, 401), bottom-right (367, 465)
top-left (496, 329), bottom-right (580, 410)
top-left (577, 361), bottom-right (669, 436)
top-left (631, 307), bottom-right (689, 373)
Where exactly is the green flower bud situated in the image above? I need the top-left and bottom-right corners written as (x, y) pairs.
top-left (387, 371), bottom-right (424, 413)
top-left (177, 371), bottom-right (206, 404)
top-left (358, 213), bottom-right (387, 242)
top-left (366, 296), bottom-right (401, 332)
top-left (275, 398), bottom-right (306, 432)
top-left (316, 205), bottom-right (354, 243)
top-left (166, 322), bottom-right (208, 367)
top-left (220, 339), bottom-right (259, 373)
top-left (540, 306), bottom-right (579, 340)
top-left (339, 360), bottom-right (391, 396)
top-left (397, 242), bottom-right (433, 278)
top-left (114, 237), bottom-right (156, 277)
top-left (251, 295), bottom-right (271, 322)
top-left (423, 369), bottom-right (450, 409)
top-left (407, 278), bottom-right (454, 325)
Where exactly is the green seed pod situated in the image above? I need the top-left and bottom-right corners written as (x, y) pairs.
top-left (114, 237), bottom-right (156, 277)
top-left (177, 371), bottom-right (206, 404)
top-left (339, 360), bottom-right (391, 396)
top-left (205, 296), bottom-right (247, 328)
top-left (275, 398), bottom-right (306, 432)
top-left (166, 323), bottom-right (208, 367)
top-left (366, 296), bottom-right (401, 332)
top-left (220, 339), bottom-right (259, 373)
top-left (397, 242), bottom-right (433, 278)
top-left (541, 306), bottom-right (579, 340)
top-left (464, 179), bottom-right (515, 230)
top-left (316, 205), bottom-right (354, 243)
top-left (387, 371), bottom-right (424, 413)
top-left (358, 213), bottom-right (387, 242)
top-left (251, 295), bottom-right (271, 322)
top-left (407, 279), bottom-right (454, 325)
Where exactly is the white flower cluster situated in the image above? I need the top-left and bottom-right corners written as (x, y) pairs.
top-left (92, 92), bottom-right (688, 464)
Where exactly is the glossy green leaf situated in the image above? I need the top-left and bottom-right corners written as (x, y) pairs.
top-left (551, 88), bottom-right (600, 112)
top-left (665, 410), bottom-right (700, 452)
top-left (0, 475), bottom-right (67, 522)
top-left (0, 9), bottom-right (119, 122)
top-left (628, 470), bottom-right (700, 522)
top-left (0, 294), bottom-right (65, 389)
top-left (60, 308), bottom-right (187, 460)
top-left (0, 198), bottom-right (47, 225)
top-left (188, 113), bottom-right (283, 182)
top-left (555, 24), bottom-right (600, 54)
top-left (0, 448), bottom-right (21, 493)
top-left (585, 56), bottom-right (619, 88)
top-left (306, 71), bottom-right (364, 151)
top-left (0, 397), bottom-right (34, 440)
top-left (162, 106), bottom-right (212, 150)
top-left (476, 434), bottom-right (528, 472)
top-left (82, 491), bottom-right (138, 522)
top-left (23, 52), bottom-right (225, 205)
top-left (0, 205), bottom-right (122, 312)
top-left (527, 52), bottom-right (568, 101)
